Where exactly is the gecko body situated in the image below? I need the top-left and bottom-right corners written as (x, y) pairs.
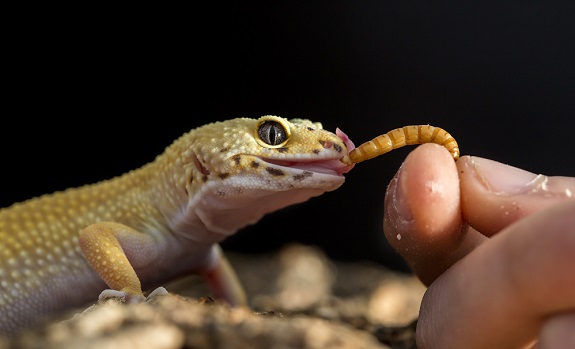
top-left (0, 116), bottom-right (353, 335)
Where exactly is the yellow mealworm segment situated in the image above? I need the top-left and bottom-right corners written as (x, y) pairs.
top-left (340, 125), bottom-right (460, 165)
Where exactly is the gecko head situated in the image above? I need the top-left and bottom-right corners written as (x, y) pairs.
top-left (189, 115), bottom-right (354, 189)
top-left (236, 115), bottom-right (354, 188)
top-left (178, 115), bottom-right (356, 238)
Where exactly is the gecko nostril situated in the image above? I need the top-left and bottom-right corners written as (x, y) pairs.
top-left (319, 140), bottom-right (333, 149)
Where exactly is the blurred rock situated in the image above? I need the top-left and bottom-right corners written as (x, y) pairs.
top-left (3, 244), bottom-right (424, 349)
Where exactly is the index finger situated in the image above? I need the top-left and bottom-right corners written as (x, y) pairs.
top-left (458, 156), bottom-right (575, 236)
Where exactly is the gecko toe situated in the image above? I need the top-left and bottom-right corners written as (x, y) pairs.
top-left (146, 287), bottom-right (169, 300)
top-left (98, 289), bottom-right (147, 304)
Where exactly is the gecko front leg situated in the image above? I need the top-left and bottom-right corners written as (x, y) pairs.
top-left (79, 222), bottom-right (246, 305)
top-left (79, 222), bottom-right (163, 303)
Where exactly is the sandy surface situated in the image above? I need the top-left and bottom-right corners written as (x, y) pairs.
top-left (2, 244), bottom-right (424, 349)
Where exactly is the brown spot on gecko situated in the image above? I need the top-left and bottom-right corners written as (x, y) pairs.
top-left (218, 173), bottom-right (230, 179)
top-left (266, 167), bottom-right (285, 176)
top-left (276, 147), bottom-right (288, 153)
top-left (293, 171), bottom-right (314, 181)
top-left (232, 155), bottom-right (241, 165)
top-left (251, 161), bottom-right (260, 168)
top-left (220, 147), bottom-right (229, 153)
top-left (333, 143), bottom-right (342, 152)
top-left (202, 175), bottom-right (208, 182)
top-left (186, 176), bottom-right (194, 197)
top-left (312, 149), bottom-right (320, 154)
top-left (307, 127), bottom-right (315, 131)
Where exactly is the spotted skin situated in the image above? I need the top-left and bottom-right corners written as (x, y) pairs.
top-left (0, 115), bottom-right (353, 335)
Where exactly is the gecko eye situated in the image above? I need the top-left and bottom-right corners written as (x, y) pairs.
top-left (258, 121), bottom-right (288, 146)
top-left (255, 116), bottom-right (292, 148)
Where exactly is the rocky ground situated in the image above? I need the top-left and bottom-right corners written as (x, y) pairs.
top-left (1, 244), bottom-right (425, 349)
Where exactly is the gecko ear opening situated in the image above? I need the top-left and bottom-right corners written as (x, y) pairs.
top-left (255, 115), bottom-right (291, 148)
top-left (191, 151), bottom-right (210, 176)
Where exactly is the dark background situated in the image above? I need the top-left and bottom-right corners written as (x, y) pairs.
top-left (4, 2), bottom-right (575, 272)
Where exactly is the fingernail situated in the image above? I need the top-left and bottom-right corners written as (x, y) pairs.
top-left (469, 157), bottom-right (542, 195)
top-left (393, 165), bottom-right (413, 220)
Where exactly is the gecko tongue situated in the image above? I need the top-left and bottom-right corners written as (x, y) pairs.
top-left (336, 127), bottom-right (355, 152)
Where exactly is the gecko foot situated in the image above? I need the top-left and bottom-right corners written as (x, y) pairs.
top-left (147, 287), bottom-right (169, 298)
top-left (98, 287), bottom-right (168, 304)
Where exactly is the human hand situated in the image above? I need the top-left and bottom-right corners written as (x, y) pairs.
top-left (383, 143), bottom-right (575, 349)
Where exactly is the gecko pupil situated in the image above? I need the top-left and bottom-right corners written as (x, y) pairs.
top-left (258, 121), bottom-right (287, 146)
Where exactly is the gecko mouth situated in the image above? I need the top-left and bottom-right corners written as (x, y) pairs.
top-left (260, 157), bottom-right (353, 176)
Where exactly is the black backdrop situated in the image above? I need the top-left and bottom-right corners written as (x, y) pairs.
top-left (4, 2), bottom-right (575, 271)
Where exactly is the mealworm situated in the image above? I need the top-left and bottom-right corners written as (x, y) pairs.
top-left (340, 125), bottom-right (460, 165)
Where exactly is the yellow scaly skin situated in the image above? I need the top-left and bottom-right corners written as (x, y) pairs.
top-left (0, 115), bottom-right (353, 336)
